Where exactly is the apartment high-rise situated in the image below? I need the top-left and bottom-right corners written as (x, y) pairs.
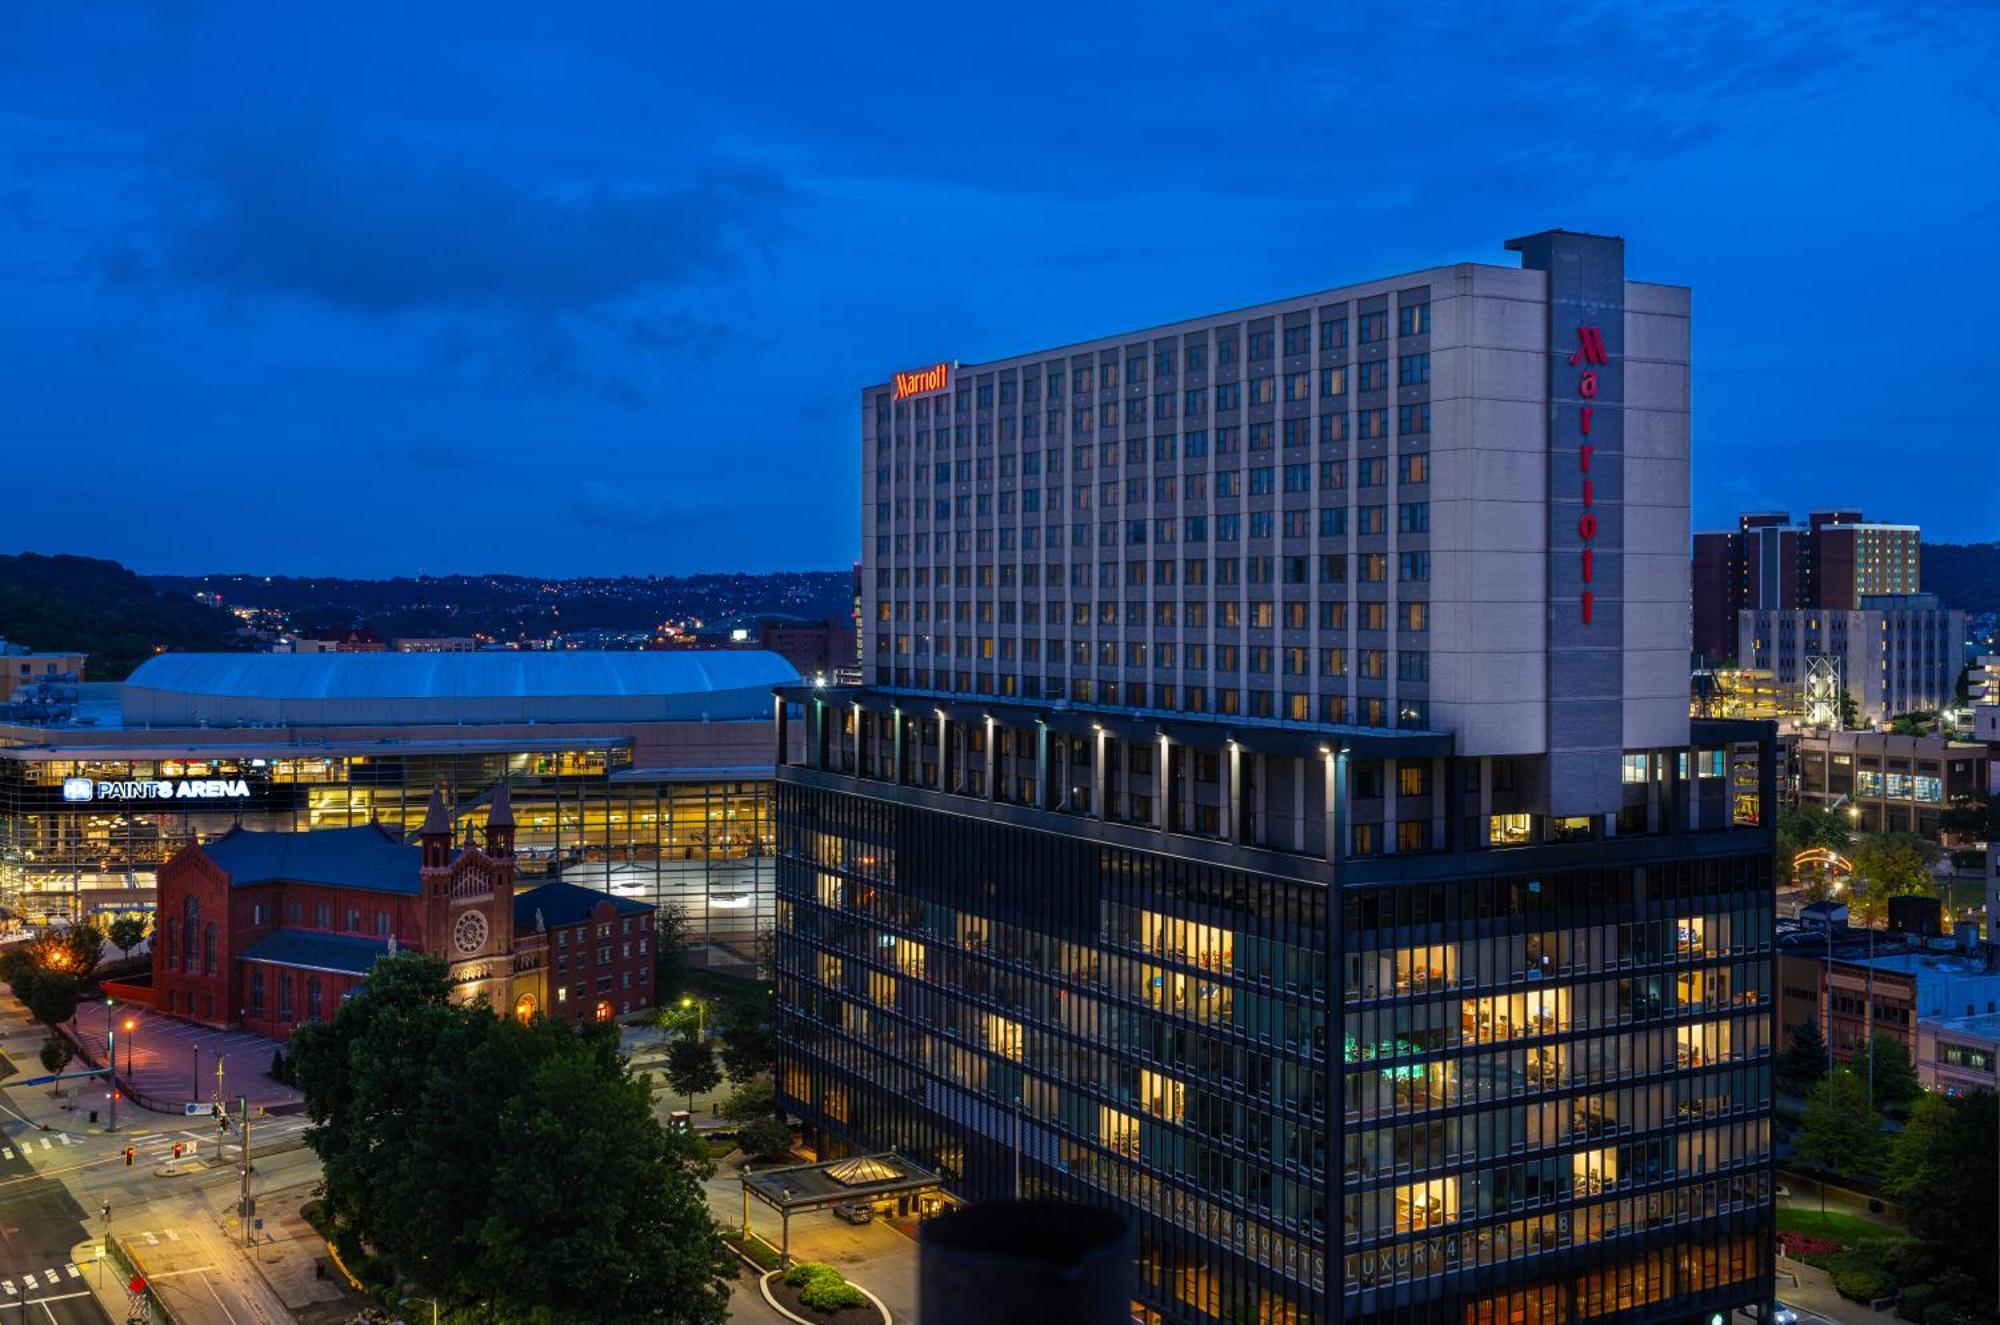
top-left (774, 231), bottom-right (1776, 1325)
top-left (1691, 509), bottom-right (1922, 663)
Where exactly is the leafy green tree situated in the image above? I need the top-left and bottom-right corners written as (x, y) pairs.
top-left (653, 902), bottom-right (693, 1006)
top-left (1864, 1032), bottom-right (1919, 1110)
top-left (664, 1036), bottom-right (722, 1113)
top-left (720, 1076), bottom-right (776, 1123)
top-left (23, 970), bottom-right (80, 1029)
top-left (107, 916), bottom-right (149, 957)
top-left (1850, 831), bottom-right (1942, 923)
top-left (736, 1116), bottom-right (794, 1161)
top-left (1888, 1090), bottom-right (1999, 1297)
top-left (61, 924), bottom-right (104, 979)
top-left (1939, 793), bottom-right (1999, 844)
top-left (38, 1036), bottom-right (74, 1076)
top-left (1838, 689), bottom-right (1860, 730)
top-left (1777, 1019), bottom-right (1828, 1097)
top-left (1777, 805), bottom-right (1853, 884)
top-left (1795, 1065), bottom-right (1886, 1208)
top-left (288, 953), bottom-right (731, 1325)
top-left (714, 990), bottom-right (775, 1084)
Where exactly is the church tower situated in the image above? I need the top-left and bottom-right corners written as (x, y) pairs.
top-left (485, 778), bottom-right (515, 859)
top-left (419, 785), bottom-right (453, 871)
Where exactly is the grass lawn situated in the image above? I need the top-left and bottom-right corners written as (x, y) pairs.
top-left (1776, 1205), bottom-right (1896, 1245)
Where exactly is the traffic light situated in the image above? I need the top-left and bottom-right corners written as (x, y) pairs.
top-left (123, 1146), bottom-right (134, 1167)
top-left (172, 1142), bottom-right (184, 1159)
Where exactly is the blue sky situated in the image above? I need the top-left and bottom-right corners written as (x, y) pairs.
top-left (1, 1), bottom-right (1995, 576)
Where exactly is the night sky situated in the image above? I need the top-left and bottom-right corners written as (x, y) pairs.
top-left (3, 2), bottom-right (1994, 577)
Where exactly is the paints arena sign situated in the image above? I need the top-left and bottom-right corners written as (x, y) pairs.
top-left (62, 777), bottom-right (251, 803)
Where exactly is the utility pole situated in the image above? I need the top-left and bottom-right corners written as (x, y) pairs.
top-left (237, 1095), bottom-right (253, 1247)
top-left (107, 1025), bottom-right (117, 1134)
top-left (214, 1055), bottom-right (225, 1110)
top-left (97, 1203), bottom-right (108, 1289)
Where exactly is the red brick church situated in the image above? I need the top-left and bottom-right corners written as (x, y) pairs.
top-left (154, 783), bottom-right (656, 1038)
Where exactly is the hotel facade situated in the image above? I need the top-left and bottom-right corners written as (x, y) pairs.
top-left (772, 232), bottom-right (1778, 1324)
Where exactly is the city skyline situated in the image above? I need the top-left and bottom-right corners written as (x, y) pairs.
top-left (1, 1), bottom-right (1996, 577)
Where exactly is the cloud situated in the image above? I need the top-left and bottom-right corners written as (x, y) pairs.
top-left (123, 122), bottom-right (789, 318)
top-left (569, 481), bottom-right (727, 537)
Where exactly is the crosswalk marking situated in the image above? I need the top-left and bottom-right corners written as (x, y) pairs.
top-left (142, 1232), bottom-right (158, 1246)
top-left (64, 1265), bottom-right (79, 1279)
top-left (40, 1268), bottom-right (55, 1285)
top-left (1, 1147), bottom-right (13, 1159)
top-left (164, 1229), bottom-right (179, 1242)
top-left (2, 1280), bottom-right (14, 1295)
top-left (37, 1138), bottom-right (50, 1151)
top-left (21, 1274), bottom-right (34, 1290)
top-left (56, 1133), bottom-right (71, 1146)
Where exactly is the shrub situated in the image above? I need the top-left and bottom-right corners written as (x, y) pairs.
top-left (798, 1275), bottom-right (868, 1312)
top-left (1899, 1284), bottom-right (1937, 1321)
top-left (738, 1116), bottom-right (795, 1160)
top-left (1832, 1263), bottom-right (1896, 1303)
top-left (784, 1261), bottom-right (839, 1289)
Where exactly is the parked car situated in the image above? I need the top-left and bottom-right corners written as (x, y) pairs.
top-left (832, 1202), bottom-right (875, 1225)
top-left (1771, 1303), bottom-right (1798, 1325)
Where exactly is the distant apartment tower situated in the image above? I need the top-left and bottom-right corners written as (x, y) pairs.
top-left (1691, 510), bottom-right (1921, 663)
top-left (779, 231), bottom-right (1777, 1325)
top-left (1741, 593), bottom-right (1965, 722)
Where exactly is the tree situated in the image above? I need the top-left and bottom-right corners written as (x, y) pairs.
top-left (1838, 689), bottom-right (1860, 730)
top-left (1939, 793), bottom-right (2000, 845)
top-left (60, 925), bottom-right (104, 980)
top-left (38, 1036), bottom-right (75, 1076)
top-left (107, 916), bottom-right (148, 957)
top-left (22, 970), bottom-right (80, 1029)
top-left (288, 952), bottom-right (731, 1325)
top-left (1865, 1032), bottom-right (1919, 1110)
top-left (1776, 804), bottom-right (1853, 884)
top-left (1849, 832), bottom-right (1942, 924)
top-left (664, 1036), bottom-right (722, 1113)
top-left (720, 1076), bottom-right (776, 1124)
top-left (1777, 1019), bottom-right (1828, 1097)
top-left (1889, 1090), bottom-right (2000, 1298)
top-left (1795, 1065), bottom-right (1886, 1209)
top-left (736, 1116), bottom-right (795, 1161)
top-left (714, 990), bottom-right (775, 1084)
top-left (653, 902), bottom-right (693, 1005)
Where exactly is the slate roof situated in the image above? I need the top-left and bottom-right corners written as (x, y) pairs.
top-left (237, 929), bottom-right (392, 976)
top-left (198, 825), bottom-right (422, 895)
top-left (514, 881), bottom-right (652, 932)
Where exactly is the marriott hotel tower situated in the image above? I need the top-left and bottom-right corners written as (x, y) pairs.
top-left (773, 232), bottom-right (1776, 1325)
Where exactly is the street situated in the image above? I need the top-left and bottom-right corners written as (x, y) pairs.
top-left (0, 994), bottom-right (317, 1325)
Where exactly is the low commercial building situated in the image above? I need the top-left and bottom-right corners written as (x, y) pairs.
top-left (1778, 940), bottom-right (2000, 1062)
top-left (156, 786), bottom-right (654, 1037)
top-left (0, 642), bottom-right (85, 704)
top-left (1740, 594), bottom-right (1966, 725)
top-left (0, 650), bottom-right (793, 965)
top-left (1790, 729), bottom-right (1988, 836)
top-left (1917, 1011), bottom-right (2000, 1096)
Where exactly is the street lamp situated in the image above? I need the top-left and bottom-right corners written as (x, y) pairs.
top-left (680, 995), bottom-right (705, 1041)
top-left (122, 1018), bottom-right (137, 1079)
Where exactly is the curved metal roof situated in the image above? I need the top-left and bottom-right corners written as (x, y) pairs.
top-left (120, 650), bottom-right (796, 728)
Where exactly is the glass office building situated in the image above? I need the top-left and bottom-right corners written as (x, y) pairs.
top-left (0, 651), bottom-right (791, 962)
top-left (774, 231), bottom-right (1779, 1323)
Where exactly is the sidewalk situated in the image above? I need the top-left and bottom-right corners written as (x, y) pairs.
top-left (71, 998), bottom-right (302, 1114)
top-left (1777, 1254), bottom-right (1901, 1325)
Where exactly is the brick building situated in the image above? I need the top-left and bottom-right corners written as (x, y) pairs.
top-left (154, 782), bottom-right (654, 1037)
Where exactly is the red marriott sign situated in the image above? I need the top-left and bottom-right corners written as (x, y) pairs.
top-left (1567, 325), bottom-right (1607, 625)
top-left (892, 362), bottom-right (951, 400)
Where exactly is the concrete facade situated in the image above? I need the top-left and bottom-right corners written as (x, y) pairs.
top-left (1742, 593), bottom-right (1966, 723)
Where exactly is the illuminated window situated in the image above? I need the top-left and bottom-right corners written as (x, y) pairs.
top-left (1489, 814), bottom-right (1532, 846)
top-left (1394, 1177), bottom-right (1458, 1231)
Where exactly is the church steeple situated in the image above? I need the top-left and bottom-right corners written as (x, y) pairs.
top-left (419, 785), bottom-right (453, 870)
top-left (485, 778), bottom-right (516, 859)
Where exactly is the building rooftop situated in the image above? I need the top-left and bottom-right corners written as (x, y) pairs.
top-left (1925, 1010), bottom-right (2000, 1041)
top-left (197, 825), bottom-right (422, 895)
top-left (514, 880), bottom-right (652, 931)
top-left (114, 650), bottom-right (799, 728)
top-left (237, 928), bottom-right (392, 976)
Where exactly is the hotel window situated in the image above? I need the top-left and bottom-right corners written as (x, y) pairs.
top-left (1357, 457), bottom-right (1386, 487)
top-left (1397, 820), bottom-right (1428, 852)
top-left (1320, 366), bottom-right (1346, 397)
top-left (1396, 650), bottom-right (1428, 682)
top-left (1398, 302), bottom-right (1431, 336)
top-left (1359, 409), bottom-right (1388, 439)
top-left (1353, 823), bottom-right (1379, 855)
top-left (1399, 602), bottom-right (1427, 631)
top-left (1358, 311), bottom-right (1388, 343)
top-left (1398, 453), bottom-right (1428, 483)
top-left (1362, 601), bottom-right (1387, 631)
top-left (1282, 324), bottom-right (1311, 356)
top-left (1398, 402), bottom-right (1431, 436)
top-left (1398, 551), bottom-right (1430, 581)
top-left (1490, 813), bottom-right (1532, 845)
top-left (1284, 371), bottom-right (1310, 402)
top-left (1183, 343), bottom-right (1206, 373)
top-left (1357, 359), bottom-right (1388, 392)
top-left (1247, 329), bottom-right (1274, 360)
top-left (1358, 505), bottom-right (1386, 535)
top-left (1249, 377), bottom-right (1276, 406)
top-left (1397, 352), bottom-right (1430, 386)
top-left (1399, 764), bottom-right (1428, 797)
top-left (1320, 317), bottom-right (1348, 351)
top-left (1622, 754), bottom-right (1649, 783)
top-left (1398, 501), bottom-right (1428, 533)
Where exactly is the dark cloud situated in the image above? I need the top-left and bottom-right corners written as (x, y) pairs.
top-left (124, 123), bottom-right (789, 317)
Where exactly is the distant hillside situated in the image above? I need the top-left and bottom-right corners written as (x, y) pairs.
top-left (0, 553), bottom-right (245, 680)
top-left (1923, 541), bottom-right (2000, 616)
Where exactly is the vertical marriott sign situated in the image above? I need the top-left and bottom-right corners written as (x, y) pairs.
top-left (1506, 230), bottom-right (1626, 817)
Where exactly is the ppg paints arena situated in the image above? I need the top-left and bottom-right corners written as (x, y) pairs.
top-left (0, 650), bottom-right (795, 967)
